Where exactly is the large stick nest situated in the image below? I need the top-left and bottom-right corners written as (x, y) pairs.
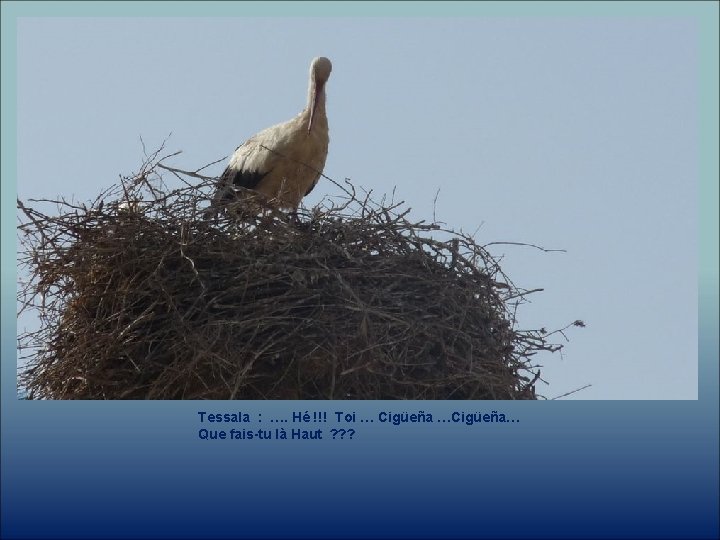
top-left (18, 150), bottom-right (574, 400)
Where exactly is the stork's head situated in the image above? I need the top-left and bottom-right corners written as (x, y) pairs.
top-left (308, 57), bottom-right (332, 133)
top-left (311, 56), bottom-right (332, 83)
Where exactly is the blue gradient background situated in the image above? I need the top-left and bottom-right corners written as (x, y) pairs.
top-left (2, 2), bottom-right (718, 539)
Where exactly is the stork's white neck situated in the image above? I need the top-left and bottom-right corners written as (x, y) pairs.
top-left (305, 79), bottom-right (328, 132)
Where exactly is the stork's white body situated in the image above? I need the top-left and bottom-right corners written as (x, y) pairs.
top-left (213, 57), bottom-right (332, 211)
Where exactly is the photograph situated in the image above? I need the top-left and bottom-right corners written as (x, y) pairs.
top-left (15, 10), bottom-right (697, 401)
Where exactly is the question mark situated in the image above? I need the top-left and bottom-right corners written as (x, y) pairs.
top-left (347, 429), bottom-right (355, 439)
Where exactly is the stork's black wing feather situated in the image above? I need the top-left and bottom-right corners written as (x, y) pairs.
top-left (212, 166), bottom-right (270, 206)
top-left (224, 167), bottom-right (270, 190)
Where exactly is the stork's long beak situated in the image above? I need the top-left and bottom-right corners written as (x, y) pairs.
top-left (308, 82), bottom-right (323, 133)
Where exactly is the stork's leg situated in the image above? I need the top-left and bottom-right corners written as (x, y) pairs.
top-left (287, 211), bottom-right (300, 225)
top-left (288, 209), bottom-right (313, 231)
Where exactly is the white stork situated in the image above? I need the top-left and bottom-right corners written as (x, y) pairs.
top-left (210, 56), bottom-right (332, 214)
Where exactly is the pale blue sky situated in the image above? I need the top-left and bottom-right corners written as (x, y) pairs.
top-left (16, 15), bottom-right (699, 399)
